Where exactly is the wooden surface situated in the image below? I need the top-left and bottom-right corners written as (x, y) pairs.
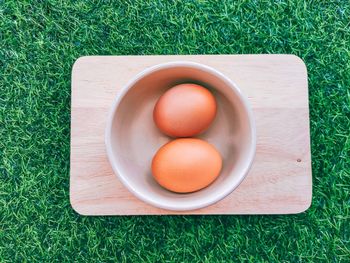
top-left (70, 55), bottom-right (312, 215)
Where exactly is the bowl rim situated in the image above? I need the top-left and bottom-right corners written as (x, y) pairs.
top-left (105, 61), bottom-right (256, 211)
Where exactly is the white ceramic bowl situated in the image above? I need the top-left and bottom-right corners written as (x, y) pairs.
top-left (105, 61), bottom-right (256, 211)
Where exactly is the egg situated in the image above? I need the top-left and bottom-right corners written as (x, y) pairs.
top-left (153, 83), bottom-right (217, 137)
top-left (151, 138), bottom-right (222, 193)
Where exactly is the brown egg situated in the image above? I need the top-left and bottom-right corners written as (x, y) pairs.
top-left (152, 138), bottom-right (222, 193)
top-left (153, 83), bottom-right (217, 137)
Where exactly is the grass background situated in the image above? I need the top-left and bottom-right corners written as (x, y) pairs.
top-left (1, 0), bottom-right (349, 262)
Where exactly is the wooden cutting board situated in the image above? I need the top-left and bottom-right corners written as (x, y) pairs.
top-left (70, 55), bottom-right (312, 215)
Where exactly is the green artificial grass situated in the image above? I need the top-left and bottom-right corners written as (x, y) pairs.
top-left (1, 0), bottom-right (349, 262)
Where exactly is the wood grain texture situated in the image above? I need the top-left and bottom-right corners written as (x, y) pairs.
top-left (70, 55), bottom-right (312, 215)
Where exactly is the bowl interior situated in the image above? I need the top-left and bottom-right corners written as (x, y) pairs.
top-left (108, 64), bottom-right (254, 210)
